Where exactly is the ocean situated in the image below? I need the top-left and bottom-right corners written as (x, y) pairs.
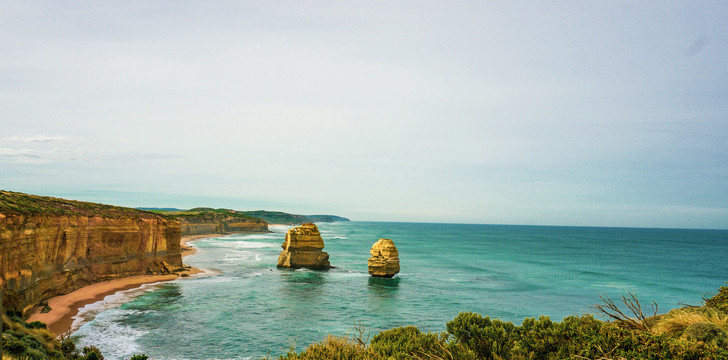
top-left (71, 222), bottom-right (728, 359)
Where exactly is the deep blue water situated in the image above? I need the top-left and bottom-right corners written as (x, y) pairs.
top-left (72, 222), bottom-right (728, 359)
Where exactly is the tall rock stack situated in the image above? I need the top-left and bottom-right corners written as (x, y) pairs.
top-left (277, 223), bottom-right (331, 269)
top-left (368, 238), bottom-right (400, 278)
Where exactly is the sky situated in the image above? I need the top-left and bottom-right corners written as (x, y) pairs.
top-left (1, 1), bottom-right (727, 229)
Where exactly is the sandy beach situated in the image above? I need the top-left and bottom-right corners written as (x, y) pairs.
top-left (27, 234), bottom-right (221, 336)
top-left (27, 274), bottom-right (180, 336)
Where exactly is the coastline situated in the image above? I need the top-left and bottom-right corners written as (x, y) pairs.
top-left (27, 274), bottom-right (180, 336)
top-left (28, 233), bottom-right (223, 337)
top-left (181, 233), bottom-right (219, 257)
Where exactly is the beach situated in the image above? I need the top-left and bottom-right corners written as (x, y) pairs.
top-left (27, 234), bottom-right (214, 336)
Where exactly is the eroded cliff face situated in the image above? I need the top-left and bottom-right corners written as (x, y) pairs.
top-left (0, 192), bottom-right (182, 315)
top-left (179, 218), bottom-right (268, 236)
top-left (277, 223), bottom-right (331, 269)
top-left (166, 208), bottom-right (269, 236)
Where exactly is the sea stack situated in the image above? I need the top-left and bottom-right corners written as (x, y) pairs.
top-left (368, 238), bottom-right (400, 278)
top-left (277, 223), bottom-right (332, 269)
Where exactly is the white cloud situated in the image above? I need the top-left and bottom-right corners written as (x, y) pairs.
top-left (0, 148), bottom-right (46, 163)
top-left (0, 146), bottom-right (85, 164)
top-left (7, 135), bottom-right (71, 143)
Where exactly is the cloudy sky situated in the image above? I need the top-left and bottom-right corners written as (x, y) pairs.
top-left (1, 1), bottom-right (726, 229)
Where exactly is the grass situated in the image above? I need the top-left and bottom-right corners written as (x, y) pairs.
top-left (0, 190), bottom-right (165, 220)
top-left (656, 308), bottom-right (728, 336)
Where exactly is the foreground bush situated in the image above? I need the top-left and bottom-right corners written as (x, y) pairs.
top-left (279, 283), bottom-right (728, 360)
top-left (2, 315), bottom-right (105, 360)
top-left (706, 283), bottom-right (728, 313)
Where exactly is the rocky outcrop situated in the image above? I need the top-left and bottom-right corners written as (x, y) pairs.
top-left (277, 223), bottom-right (331, 269)
top-left (0, 191), bottom-right (183, 315)
top-left (368, 238), bottom-right (400, 278)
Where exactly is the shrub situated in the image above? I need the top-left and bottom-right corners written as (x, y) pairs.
top-left (279, 335), bottom-right (374, 360)
top-left (83, 345), bottom-right (105, 360)
top-left (49, 350), bottom-right (66, 359)
top-left (21, 334), bottom-right (46, 352)
top-left (369, 326), bottom-right (445, 359)
top-left (655, 307), bottom-right (728, 338)
top-left (446, 312), bottom-right (517, 360)
top-left (23, 347), bottom-right (47, 360)
top-left (60, 335), bottom-right (77, 356)
top-left (683, 322), bottom-right (728, 347)
top-left (514, 315), bottom-right (604, 359)
top-left (26, 321), bottom-right (48, 329)
top-left (130, 355), bottom-right (150, 360)
top-left (3, 336), bottom-right (28, 354)
top-left (706, 284), bottom-right (728, 313)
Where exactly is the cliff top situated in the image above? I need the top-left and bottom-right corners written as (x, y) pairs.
top-left (149, 208), bottom-right (348, 225)
top-left (0, 190), bottom-right (167, 220)
top-left (156, 208), bottom-right (265, 223)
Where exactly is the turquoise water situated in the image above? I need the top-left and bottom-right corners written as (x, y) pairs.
top-left (72, 222), bottom-right (728, 359)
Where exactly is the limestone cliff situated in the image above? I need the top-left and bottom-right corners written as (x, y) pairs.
top-left (277, 223), bottom-right (331, 269)
top-left (160, 208), bottom-right (269, 236)
top-left (0, 191), bottom-right (182, 315)
top-left (368, 238), bottom-right (400, 278)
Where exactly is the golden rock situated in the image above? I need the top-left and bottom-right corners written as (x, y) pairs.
top-left (277, 223), bottom-right (331, 269)
top-left (368, 238), bottom-right (400, 278)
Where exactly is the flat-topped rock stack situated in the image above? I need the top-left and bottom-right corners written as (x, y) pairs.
top-left (277, 223), bottom-right (331, 269)
top-left (368, 238), bottom-right (400, 278)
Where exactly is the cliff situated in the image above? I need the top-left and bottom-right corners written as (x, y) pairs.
top-left (277, 223), bottom-right (331, 269)
top-left (158, 208), bottom-right (269, 236)
top-left (0, 191), bottom-right (183, 315)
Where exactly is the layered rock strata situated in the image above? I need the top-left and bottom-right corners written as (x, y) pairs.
top-left (178, 218), bottom-right (268, 236)
top-left (277, 223), bottom-right (331, 269)
top-left (174, 208), bottom-right (269, 236)
top-left (368, 238), bottom-right (400, 278)
top-left (0, 191), bottom-right (183, 315)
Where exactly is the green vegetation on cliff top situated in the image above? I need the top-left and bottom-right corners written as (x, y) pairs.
top-left (0, 190), bottom-right (347, 225)
top-left (0, 190), bottom-right (164, 220)
top-left (155, 207), bottom-right (264, 222)
top-left (148, 208), bottom-right (349, 225)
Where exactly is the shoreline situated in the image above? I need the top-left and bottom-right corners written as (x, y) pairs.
top-left (27, 274), bottom-right (180, 336)
top-left (181, 233), bottom-right (221, 257)
top-left (27, 231), bottom-right (268, 337)
top-left (28, 233), bottom-right (225, 337)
